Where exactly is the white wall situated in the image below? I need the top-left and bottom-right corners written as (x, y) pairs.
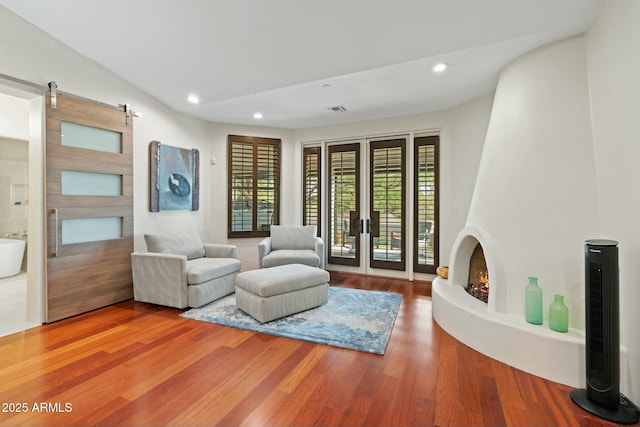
top-left (295, 94), bottom-right (493, 277)
top-left (445, 95), bottom-right (494, 259)
top-left (0, 6), bottom-right (298, 272)
top-left (0, 92), bottom-right (28, 140)
top-left (1, 7), bottom-right (210, 245)
top-left (0, 5), bottom-right (492, 279)
top-left (585, 0), bottom-right (640, 402)
top-left (466, 36), bottom-right (599, 325)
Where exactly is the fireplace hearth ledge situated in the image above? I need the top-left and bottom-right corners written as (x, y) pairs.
top-left (432, 276), bottom-right (586, 388)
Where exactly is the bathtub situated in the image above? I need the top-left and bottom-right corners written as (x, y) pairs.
top-left (0, 238), bottom-right (26, 278)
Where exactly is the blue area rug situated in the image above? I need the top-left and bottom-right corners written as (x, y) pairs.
top-left (180, 286), bottom-right (402, 355)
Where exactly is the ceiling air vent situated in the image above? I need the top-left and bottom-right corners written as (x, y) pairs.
top-left (327, 105), bottom-right (347, 112)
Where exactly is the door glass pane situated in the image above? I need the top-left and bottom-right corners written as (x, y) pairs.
top-left (371, 141), bottom-right (405, 269)
top-left (61, 171), bottom-right (122, 196)
top-left (328, 145), bottom-right (359, 264)
top-left (416, 141), bottom-right (437, 270)
top-left (61, 217), bottom-right (122, 244)
top-left (61, 121), bottom-right (122, 153)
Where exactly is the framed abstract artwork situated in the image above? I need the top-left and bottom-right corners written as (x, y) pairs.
top-left (149, 140), bottom-right (199, 212)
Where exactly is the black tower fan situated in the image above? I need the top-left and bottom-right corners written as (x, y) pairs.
top-left (570, 239), bottom-right (638, 424)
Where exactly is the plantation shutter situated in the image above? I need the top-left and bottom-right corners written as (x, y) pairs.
top-left (228, 135), bottom-right (280, 237)
top-left (303, 147), bottom-right (321, 236)
top-left (414, 135), bottom-right (439, 273)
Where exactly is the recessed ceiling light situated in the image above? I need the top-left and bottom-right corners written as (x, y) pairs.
top-left (187, 94), bottom-right (200, 104)
top-left (322, 83), bottom-right (331, 88)
top-left (430, 63), bottom-right (448, 73)
top-left (253, 112), bottom-right (263, 119)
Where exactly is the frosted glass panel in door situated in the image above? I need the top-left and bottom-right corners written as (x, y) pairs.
top-left (61, 171), bottom-right (122, 196)
top-left (61, 217), bottom-right (122, 244)
top-left (61, 121), bottom-right (122, 153)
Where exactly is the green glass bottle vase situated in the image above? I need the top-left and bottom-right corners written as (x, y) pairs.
top-left (549, 294), bottom-right (569, 333)
top-left (525, 276), bottom-right (543, 325)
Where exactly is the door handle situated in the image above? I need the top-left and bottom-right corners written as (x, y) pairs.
top-left (50, 208), bottom-right (59, 257)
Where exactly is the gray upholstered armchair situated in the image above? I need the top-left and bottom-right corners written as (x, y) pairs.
top-left (131, 229), bottom-right (241, 308)
top-left (258, 225), bottom-right (325, 269)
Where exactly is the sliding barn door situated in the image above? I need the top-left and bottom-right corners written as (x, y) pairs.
top-left (45, 93), bottom-right (133, 322)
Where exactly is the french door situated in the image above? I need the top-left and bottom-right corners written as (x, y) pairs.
top-left (45, 93), bottom-right (134, 322)
top-left (327, 143), bottom-right (361, 267)
top-left (326, 139), bottom-right (407, 276)
top-left (370, 139), bottom-right (406, 271)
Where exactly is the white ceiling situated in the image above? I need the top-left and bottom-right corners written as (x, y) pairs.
top-left (0, 0), bottom-right (602, 129)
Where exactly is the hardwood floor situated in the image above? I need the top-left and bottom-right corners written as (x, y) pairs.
top-left (0, 273), bottom-right (632, 427)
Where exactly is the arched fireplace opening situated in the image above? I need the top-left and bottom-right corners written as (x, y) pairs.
top-left (466, 243), bottom-right (489, 303)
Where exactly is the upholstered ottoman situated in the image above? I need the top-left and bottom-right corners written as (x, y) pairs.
top-left (235, 263), bottom-right (330, 323)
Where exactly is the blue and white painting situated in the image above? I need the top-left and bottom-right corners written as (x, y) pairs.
top-left (150, 141), bottom-right (199, 211)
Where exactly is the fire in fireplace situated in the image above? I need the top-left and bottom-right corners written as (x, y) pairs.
top-left (466, 243), bottom-right (489, 303)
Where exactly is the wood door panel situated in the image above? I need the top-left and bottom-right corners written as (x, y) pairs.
top-left (50, 205), bottom-right (133, 217)
top-left (45, 159), bottom-right (132, 178)
top-left (46, 147), bottom-right (133, 169)
top-left (47, 263), bottom-right (133, 290)
top-left (47, 270), bottom-right (133, 300)
top-left (46, 93), bottom-right (134, 323)
top-left (46, 247), bottom-right (133, 322)
top-left (46, 286), bottom-right (133, 322)
top-left (45, 195), bottom-right (134, 208)
top-left (49, 237), bottom-right (133, 259)
top-left (47, 240), bottom-right (134, 271)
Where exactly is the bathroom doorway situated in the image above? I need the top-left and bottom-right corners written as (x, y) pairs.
top-left (0, 137), bottom-right (33, 336)
top-left (0, 80), bottom-right (45, 336)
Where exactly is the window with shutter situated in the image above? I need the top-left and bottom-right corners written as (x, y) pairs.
top-left (227, 135), bottom-right (280, 237)
top-left (414, 135), bottom-right (439, 273)
top-left (302, 147), bottom-right (321, 236)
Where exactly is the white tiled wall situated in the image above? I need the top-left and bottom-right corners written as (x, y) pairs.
top-left (0, 137), bottom-right (28, 237)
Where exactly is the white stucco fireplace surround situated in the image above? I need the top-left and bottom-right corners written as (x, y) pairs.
top-left (432, 35), bottom-right (632, 390)
top-left (433, 226), bottom-right (585, 387)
